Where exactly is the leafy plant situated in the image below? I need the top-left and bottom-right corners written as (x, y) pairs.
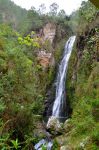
top-left (11, 139), bottom-right (21, 149)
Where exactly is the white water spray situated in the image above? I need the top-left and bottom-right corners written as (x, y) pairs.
top-left (52, 36), bottom-right (76, 117)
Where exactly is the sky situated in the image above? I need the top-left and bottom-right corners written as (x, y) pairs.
top-left (11, 0), bottom-right (88, 15)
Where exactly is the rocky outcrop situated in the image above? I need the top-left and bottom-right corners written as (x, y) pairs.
top-left (37, 50), bottom-right (55, 69)
top-left (40, 23), bottom-right (56, 44)
top-left (36, 23), bottom-right (56, 69)
top-left (47, 116), bottom-right (63, 135)
top-left (60, 145), bottom-right (72, 150)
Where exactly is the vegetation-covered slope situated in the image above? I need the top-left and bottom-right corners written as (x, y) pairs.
top-left (65, 20), bottom-right (99, 150)
top-left (59, 3), bottom-right (99, 150)
top-left (0, 0), bottom-right (72, 149)
top-left (0, 0), bottom-right (99, 149)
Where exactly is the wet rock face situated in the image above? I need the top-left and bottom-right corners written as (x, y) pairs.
top-left (40, 23), bottom-right (56, 44)
top-left (43, 83), bottom-right (56, 118)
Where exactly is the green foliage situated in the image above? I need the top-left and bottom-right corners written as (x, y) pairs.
top-left (41, 145), bottom-right (47, 150)
top-left (0, 100), bottom-right (6, 113)
top-left (0, 23), bottom-right (55, 149)
top-left (0, 14), bottom-right (58, 148)
top-left (79, 1), bottom-right (97, 22)
top-left (0, 0), bottom-right (72, 35)
top-left (65, 9), bottom-right (99, 148)
top-left (53, 140), bottom-right (59, 150)
top-left (11, 139), bottom-right (21, 149)
top-left (0, 0), bottom-right (27, 30)
top-left (69, 1), bottom-right (98, 33)
top-left (17, 33), bottom-right (40, 48)
top-left (0, 133), bottom-right (11, 150)
top-left (0, 1), bottom-right (98, 149)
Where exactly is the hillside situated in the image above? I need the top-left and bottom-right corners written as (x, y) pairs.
top-left (59, 12), bottom-right (99, 149)
top-left (0, 0), bottom-right (27, 30)
top-left (0, 0), bottom-right (99, 150)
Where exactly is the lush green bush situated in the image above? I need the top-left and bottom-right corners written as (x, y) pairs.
top-left (0, 24), bottom-right (56, 149)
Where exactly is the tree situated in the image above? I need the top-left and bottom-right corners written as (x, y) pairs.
top-left (58, 9), bottom-right (66, 18)
top-left (49, 3), bottom-right (59, 16)
top-left (89, 0), bottom-right (99, 8)
top-left (38, 3), bottom-right (46, 15)
top-left (79, 1), bottom-right (97, 22)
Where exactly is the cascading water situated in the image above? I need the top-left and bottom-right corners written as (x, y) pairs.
top-left (52, 36), bottom-right (76, 118)
top-left (34, 36), bottom-right (76, 150)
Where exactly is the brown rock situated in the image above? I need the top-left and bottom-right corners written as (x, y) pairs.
top-left (37, 50), bottom-right (55, 69)
top-left (40, 23), bottom-right (56, 44)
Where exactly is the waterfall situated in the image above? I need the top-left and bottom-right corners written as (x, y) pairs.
top-left (52, 36), bottom-right (76, 118)
top-left (35, 36), bottom-right (76, 150)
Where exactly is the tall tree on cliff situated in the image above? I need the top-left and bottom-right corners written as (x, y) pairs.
top-left (49, 3), bottom-right (59, 16)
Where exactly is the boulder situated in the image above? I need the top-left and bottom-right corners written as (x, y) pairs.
top-left (46, 116), bottom-right (63, 135)
top-left (60, 145), bottom-right (72, 150)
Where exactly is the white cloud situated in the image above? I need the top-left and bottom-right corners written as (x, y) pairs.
top-left (11, 0), bottom-right (88, 15)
